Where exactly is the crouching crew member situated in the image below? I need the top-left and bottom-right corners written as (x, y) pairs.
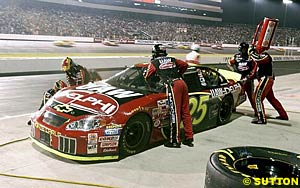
top-left (144, 44), bottom-right (194, 148)
top-left (61, 57), bottom-right (91, 86)
top-left (39, 80), bottom-right (67, 110)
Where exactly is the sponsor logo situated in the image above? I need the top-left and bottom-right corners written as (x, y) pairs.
top-left (64, 90), bottom-right (119, 116)
top-left (105, 124), bottom-right (122, 129)
top-left (157, 99), bottom-right (167, 107)
top-left (87, 133), bottom-right (98, 154)
top-left (100, 141), bottom-right (118, 148)
top-left (53, 104), bottom-right (73, 113)
top-left (210, 83), bottom-right (241, 97)
top-left (102, 148), bottom-right (117, 153)
top-left (159, 62), bottom-right (175, 70)
top-left (98, 136), bottom-right (120, 142)
top-left (262, 20), bottom-right (276, 48)
top-left (104, 128), bottom-right (120, 136)
top-left (76, 83), bottom-right (143, 99)
top-left (237, 62), bottom-right (249, 72)
top-left (34, 122), bottom-right (61, 137)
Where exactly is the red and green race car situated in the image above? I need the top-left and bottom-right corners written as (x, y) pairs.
top-left (29, 64), bottom-right (246, 161)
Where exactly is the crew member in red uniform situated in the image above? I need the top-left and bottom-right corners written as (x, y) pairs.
top-left (228, 42), bottom-right (257, 114)
top-left (250, 49), bottom-right (289, 124)
top-left (144, 44), bottom-right (194, 148)
top-left (61, 57), bottom-right (91, 86)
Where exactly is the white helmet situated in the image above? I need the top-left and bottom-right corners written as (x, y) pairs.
top-left (191, 44), bottom-right (200, 52)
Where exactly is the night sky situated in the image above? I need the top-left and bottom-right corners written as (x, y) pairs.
top-left (221, 0), bottom-right (300, 28)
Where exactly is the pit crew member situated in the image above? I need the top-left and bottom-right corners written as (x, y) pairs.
top-left (250, 49), bottom-right (289, 124)
top-left (39, 80), bottom-right (67, 110)
top-left (61, 57), bottom-right (91, 86)
top-left (144, 44), bottom-right (194, 148)
top-left (186, 43), bottom-right (200, 64)
top-left (228, 42), bottom-right (257, 115)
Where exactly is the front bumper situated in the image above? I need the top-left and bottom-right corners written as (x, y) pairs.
top-left (30, 136), bottom-right (119, 161)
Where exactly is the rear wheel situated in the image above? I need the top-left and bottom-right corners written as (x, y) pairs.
top-left (217, 95), bottom-right (233, 125)
top-left (120, 114), bottom-right (151, 157)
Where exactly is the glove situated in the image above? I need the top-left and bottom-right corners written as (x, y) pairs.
top-left (238, 77), bottom-right (248, 84)
top-left (249, 46), bottom-right (256, 55)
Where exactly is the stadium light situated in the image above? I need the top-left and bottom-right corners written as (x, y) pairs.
top-left (283, 0), bottom-right (293, 28)
top-left (283, 0), bottom-right (292, 4)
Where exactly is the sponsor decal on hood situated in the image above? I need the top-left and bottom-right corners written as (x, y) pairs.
top-left (54, 82), bottom-right (144, 115)
top-left (55, 90), bottom-right (119, 116)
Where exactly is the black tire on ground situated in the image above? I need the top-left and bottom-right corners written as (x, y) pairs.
top-left (217, 95), bottom-right (233, 125)
top-left (119, 114), bottom-right (152, 157)
top-left (205, 146), bottom-right (300, 188)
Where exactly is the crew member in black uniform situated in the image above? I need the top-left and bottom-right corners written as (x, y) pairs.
top-left (61, 57), bottom-right (91, 86)
top-left (144, 44), bottom-right (194, 148)
top-left (228, 42), bottom-right (257, 114)
top-left (250, 49), bottom-right (289, 124)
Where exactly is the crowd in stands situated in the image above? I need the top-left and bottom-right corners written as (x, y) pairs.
top-left (0, 0), bottom-right (299, 46)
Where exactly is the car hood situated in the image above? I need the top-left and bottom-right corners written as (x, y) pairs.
top-left (53, 82), bottom-right (144, 116)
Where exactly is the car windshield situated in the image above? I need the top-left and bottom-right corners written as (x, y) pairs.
top-left (106, 66), bottom-right (164, 92)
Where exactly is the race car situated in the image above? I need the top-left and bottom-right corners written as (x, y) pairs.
top-left (211, 44), bottom-right (223, 50)
top-left (176, 44), bottom-right (190, 50)
top-left (102, 40), bottom-right (119, 46)
top-left (29, 64), bottom-right (246, 161)
top-left (53, 40), bottom-right (75, 47)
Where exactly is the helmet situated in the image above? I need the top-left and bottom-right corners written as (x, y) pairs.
top-left (61, 57), bottom-right (73, 72)
top-left (152, 44), bottom-right (168, 59)
top-left (53, 80), bottom-right (67, 91)
top-left (191, 44), bottom-right (200, 52)
top-left (238, 42), bottom-right (249, 52)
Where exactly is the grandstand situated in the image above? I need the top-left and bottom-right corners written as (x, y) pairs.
top-left (0, 0), bottom-right (299, 46)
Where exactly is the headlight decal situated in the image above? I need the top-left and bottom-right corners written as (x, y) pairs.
top-left (65, 117), bottom-right (102, 131)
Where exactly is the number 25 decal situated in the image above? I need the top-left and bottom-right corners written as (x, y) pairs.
top-left (189, 95), bottom-right (209, 126)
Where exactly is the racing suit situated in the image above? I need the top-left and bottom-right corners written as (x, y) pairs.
top-left (228, 52), bottom-right (257, 113)
top-left (144, 57), bottom-right (194, 145)
top-left (250, 51), bottom-right (288, 123)
top-left (186, 51), bottom-right (200, 64)
top-left (65, 64), bottom-right (91, 86)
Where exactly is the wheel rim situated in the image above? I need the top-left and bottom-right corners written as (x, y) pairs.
top-left (125, 121), bottom-right (145, 149)
top-left (219, 98), bottom-right (231, 122)
top-left (234, 157), bottom-right (300, 177)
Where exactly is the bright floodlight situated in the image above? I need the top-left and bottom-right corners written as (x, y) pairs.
top-left (283, 0), bottom-right (293, 4)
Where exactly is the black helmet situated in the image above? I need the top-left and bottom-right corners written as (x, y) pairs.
top-left (152, 44), bottom-right (168, 59)
top-left (238, 42), bottom-right (249, 52)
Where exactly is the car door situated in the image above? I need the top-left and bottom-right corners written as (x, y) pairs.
top-left (183, 68), bottom-right (221, 132)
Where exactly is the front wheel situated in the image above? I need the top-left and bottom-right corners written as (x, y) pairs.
top-left (120, 114), bottom-right (151, 157)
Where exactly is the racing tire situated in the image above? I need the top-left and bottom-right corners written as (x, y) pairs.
top-left (217, 95), bottom-right (233, 125)
top-left (120, 114), bottom-right (152, 157)
top-left (205, 146), bottom-right (300, 188)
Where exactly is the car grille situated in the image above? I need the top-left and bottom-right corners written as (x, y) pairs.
top-left (58, 136), bottom-right (76, 154)
top-left (39, 130), bottom-right (50, 146)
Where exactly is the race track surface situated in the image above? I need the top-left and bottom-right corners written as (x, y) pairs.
top-left (0, 40), bottom-right (300, 188)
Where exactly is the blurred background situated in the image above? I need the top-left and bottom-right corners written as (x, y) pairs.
top-left (0, 0), bottom-right (299, 46)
